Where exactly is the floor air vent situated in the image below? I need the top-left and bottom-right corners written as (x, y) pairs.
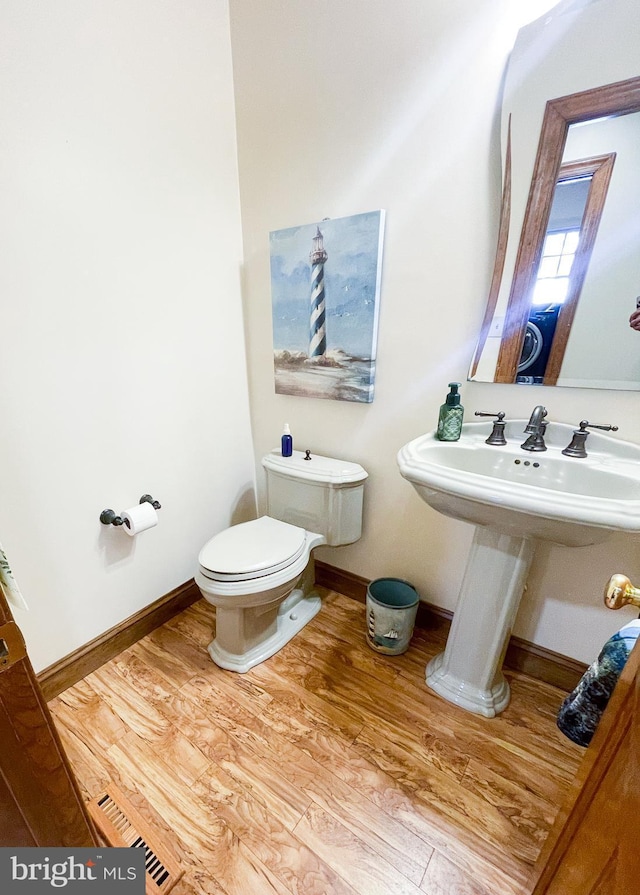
top-left (87, 784), bottom-right (183, 895)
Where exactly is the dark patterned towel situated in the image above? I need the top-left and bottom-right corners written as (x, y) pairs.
top-left (557, 620), bottom-right (640, 747)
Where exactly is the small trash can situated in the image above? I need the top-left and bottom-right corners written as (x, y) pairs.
top-left (366, 577), bottom-right (419, 655)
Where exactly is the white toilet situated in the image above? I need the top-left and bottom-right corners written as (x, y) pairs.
top-left (196, 448), bottom-right (368, 672)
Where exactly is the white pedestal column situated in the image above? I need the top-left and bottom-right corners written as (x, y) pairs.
top-left (426, 527), bottom-right (535, 717)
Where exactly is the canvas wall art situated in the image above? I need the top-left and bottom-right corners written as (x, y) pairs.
top-left (270, 210), bottom-right (385, 403)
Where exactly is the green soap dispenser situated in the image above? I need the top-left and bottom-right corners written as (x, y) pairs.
top-left (436, 383), bottom-right (464, 441)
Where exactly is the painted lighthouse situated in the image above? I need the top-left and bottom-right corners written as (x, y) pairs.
top-left (270, 210), bottom-right (385, 403)
top-left (308, 227), bottom-right (328, 359)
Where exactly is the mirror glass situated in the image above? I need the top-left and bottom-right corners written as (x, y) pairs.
top-left (469, 0), bottom-right (640, 389)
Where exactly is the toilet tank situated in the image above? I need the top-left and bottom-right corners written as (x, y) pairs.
top-left (262, 449), bottom-right (367, 546)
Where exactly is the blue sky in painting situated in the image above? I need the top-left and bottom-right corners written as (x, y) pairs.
top-left (270, 210), bottom-right (384, 357)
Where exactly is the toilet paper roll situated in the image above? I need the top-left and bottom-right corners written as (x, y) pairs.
top-left (121, 502), bottom-right (158, 536)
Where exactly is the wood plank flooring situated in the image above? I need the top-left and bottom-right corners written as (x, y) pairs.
top-left (49, 590), bottom-right (584, 895)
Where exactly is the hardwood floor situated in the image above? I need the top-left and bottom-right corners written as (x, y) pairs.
top-left (49, 590), bottom-right (584, 895)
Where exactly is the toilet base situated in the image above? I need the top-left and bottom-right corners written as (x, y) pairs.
top-left (208, 589), bottom-right (322, 673)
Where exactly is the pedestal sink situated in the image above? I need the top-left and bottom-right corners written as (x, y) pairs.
top-left (397, 419), bottom-right (640, 717)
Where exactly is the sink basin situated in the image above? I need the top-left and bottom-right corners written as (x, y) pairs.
top-left (398, 419), bottom-right (640, 547)
top-left (397, 419), bottom-right (640, 717)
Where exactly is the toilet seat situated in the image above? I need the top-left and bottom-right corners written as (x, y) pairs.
top-left (198, 516), bottom-right (307, 582)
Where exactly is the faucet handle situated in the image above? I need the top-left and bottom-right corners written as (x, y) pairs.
top-left (561, 420), bottom-right (619, 458)
top-left (474, 411), bottom-right (507, 445)
top-left (578, 420), bottom-right (618, 433)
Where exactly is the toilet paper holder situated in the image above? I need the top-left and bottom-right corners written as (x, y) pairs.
top-left (100, 494), bottom-right (162, 527)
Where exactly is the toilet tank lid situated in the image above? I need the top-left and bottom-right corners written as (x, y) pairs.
top-left (262, 449), bottom-right (367, 485)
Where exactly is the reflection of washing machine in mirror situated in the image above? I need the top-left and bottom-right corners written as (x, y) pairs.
top-left (517, 305), bottom-right (561, 383)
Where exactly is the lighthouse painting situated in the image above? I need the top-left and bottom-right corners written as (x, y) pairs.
top-left (270, 210), bottom-right (385, 403)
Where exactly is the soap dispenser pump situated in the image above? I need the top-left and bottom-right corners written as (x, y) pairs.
top-left (436, 383), bottom-right (464, 442)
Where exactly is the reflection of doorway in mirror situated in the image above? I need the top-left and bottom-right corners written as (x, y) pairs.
top-left (497, 151), bottom-right (615, 385)
top-left (517, 175), bottom-right (590, 384)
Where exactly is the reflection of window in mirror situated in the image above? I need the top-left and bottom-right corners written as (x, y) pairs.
top-left (533, 176), bottom-right (588, 305)
top-left (534, 228), bottom-right (580, 305)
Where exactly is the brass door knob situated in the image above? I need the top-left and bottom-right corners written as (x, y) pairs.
top-left (604, 574), bottom-right (640, 610)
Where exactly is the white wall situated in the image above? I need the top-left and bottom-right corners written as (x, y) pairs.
top-left (0, 0), bottom-right (256, 671)
top-left (230, 0), bottom-right (640, 664)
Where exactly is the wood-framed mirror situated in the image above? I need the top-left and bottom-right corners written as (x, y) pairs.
top-left (469, 0), bottom-right (640, 391)
top-left (495, 77), bottom-right (640, 385)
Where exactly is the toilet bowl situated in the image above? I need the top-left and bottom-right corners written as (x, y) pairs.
top-left (196, 449), bottom-right (367, 672)
top-left (196, 516), bottom-right (324, 672)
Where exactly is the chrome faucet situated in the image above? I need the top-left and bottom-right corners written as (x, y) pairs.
top-left (521, 405), bottom-right (548, 452)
